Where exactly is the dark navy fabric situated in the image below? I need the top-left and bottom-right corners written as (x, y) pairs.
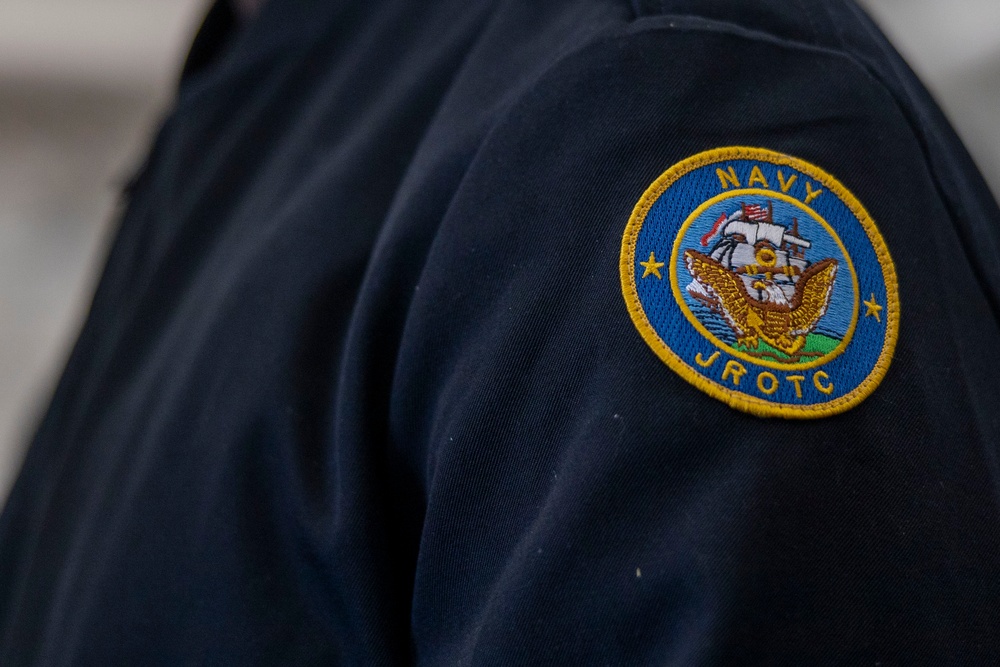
top-left (2, 0), bottom-right (999, 663)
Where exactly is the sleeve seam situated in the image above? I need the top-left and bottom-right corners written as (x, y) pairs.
top-left (619, 11), bottom-right (1000, 322)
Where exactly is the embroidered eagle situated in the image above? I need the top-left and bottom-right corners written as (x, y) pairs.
top-left (684, 250), bottom-right (838, 356)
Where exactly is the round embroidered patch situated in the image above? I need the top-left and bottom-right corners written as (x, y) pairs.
top-left (620, 146), bottom-right (899, 418)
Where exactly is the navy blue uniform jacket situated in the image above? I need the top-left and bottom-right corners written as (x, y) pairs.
top-left (2, 0), bottom-right (999, 663)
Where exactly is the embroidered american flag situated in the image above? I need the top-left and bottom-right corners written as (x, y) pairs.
top-left (744, 203), bottom-right (770, 221)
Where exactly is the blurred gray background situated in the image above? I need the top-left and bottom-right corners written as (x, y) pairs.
top-left (0, 0), bottom-right (997, 501)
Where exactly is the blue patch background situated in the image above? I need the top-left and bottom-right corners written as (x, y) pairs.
top-left (633, 158), bottom-right (890, 407)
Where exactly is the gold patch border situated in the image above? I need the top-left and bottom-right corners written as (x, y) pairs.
top-left (619, 146), bottom-right (900, 419)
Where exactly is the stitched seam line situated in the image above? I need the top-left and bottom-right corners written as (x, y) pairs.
top-left (622, 13), bottom-right (1000, 327)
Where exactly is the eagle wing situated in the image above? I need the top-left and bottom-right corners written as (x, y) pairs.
top-left (788, 258), bottom-right (838, 335)
top-left (684, 250), bottom-right (755, 337)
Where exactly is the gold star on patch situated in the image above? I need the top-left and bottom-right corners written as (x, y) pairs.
top-left (863, 293), bottom-right (883, 322)
top-left (640, 251), bottom-right (665, 279)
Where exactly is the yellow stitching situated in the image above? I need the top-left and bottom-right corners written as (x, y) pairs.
top-left (619, 146), bottom-right (900, 420)
top-left (804, 181), bottom-right (823, 204)
top-left (777, 170), bottom-right (797, 193)
top-left (813, 370), bottom-right (834, 395)
top-left (756, 372), bottom-right (779, 395)
top-left (695, 351), bottom-right (720, 367)
top-left (864, 293), bottom-right (883, 322)
top-left (639, 251), bottom-right (665, 279)
top-left (716, 166), bottom-right (740, 189)
top-left (755, 247), bottom-right (777, 267)
top-left (748, 165), bottom-right (770, 188)
top-left (721, 360), bottom-right (748, 386)
top-left (785, 375), bottom-right (806, 399)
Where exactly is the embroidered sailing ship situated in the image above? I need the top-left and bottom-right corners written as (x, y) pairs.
top-left (684, 202), bottom-right (838, 360)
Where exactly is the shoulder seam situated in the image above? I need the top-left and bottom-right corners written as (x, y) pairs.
top-left (621, 12), bottom-right (1000, 323)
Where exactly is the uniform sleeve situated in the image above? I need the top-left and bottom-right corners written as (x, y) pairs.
top-left (385, 15), bottom-right (1000, 664)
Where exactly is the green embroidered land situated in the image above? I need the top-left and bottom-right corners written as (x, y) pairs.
top-left (733, 333), bottom-right (841, 364)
